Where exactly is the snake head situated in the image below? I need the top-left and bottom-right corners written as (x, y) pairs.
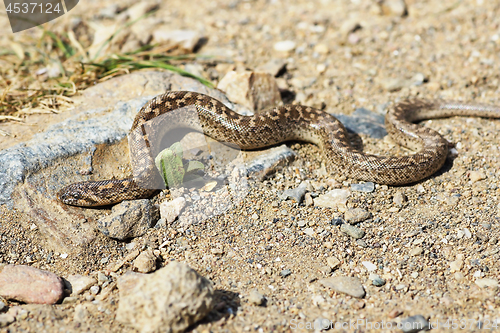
top-left (57, 184), bottom-right (83, 206)
top-left (57, 183), bottom-right (101, 207)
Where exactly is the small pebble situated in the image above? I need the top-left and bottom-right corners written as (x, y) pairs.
top-left (326, 256), bottom-right (341, 270)
top-left (160, 197), bottom-right (186, 224)
top-left (469, 170), bottom-right (486, 182)
top-left (319, 276), bottom-right (365, 298)
top-left (280, 269), bottom-right (292, 278)
top-left (90, 286), bottom-right (100, 295)
top-left (361, 261), bottom-right (377, 272)
top-left (273, 40), bottom-right (296, 52)
top-left (350, 182), bottom-right (375, 192)
top-left (410, 247), bottom-right (423, 256)
top-left (248, 290), bottom-right (266, 306)
top-left (67, 275), bottom-right (97, 296)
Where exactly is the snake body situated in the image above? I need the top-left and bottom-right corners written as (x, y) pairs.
top-left (57, 91), bottom-right (500, 207)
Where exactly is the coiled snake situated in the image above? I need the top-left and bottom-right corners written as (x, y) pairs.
top-left (57, 91), bottom-right (500, 207)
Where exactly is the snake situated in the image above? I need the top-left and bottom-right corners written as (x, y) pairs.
top-left (57, 91), bottom-right (500, 207)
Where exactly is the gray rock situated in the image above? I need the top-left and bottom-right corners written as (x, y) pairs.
top-left (340, 224), bottom-right (365, 239)
top-left (350, 182), bottom-right (375, 192)
top-left (326, 256), bottom-right (341, 270)
top-left (66, 274), bottom-right (96, 296)
top-left (282, 181), bottom-right (308, 203)
top-left (344, 208), bottom-right (371, 224)
top-left (319, 276), bottom-right (366, 298)
top-left (0, 265), bottom-right (64, 304)
top-left (116, 261), bottom-right (214, 333)
top-left (98, 200), bottom-right (157, 240)
top-left (246, 145), bottom-right (296, 181)
top-left (400, 315), bottom-right (430, 333)
top-left (380, 0), bottom-right (408, 17)
top-left (248, 290), bottom-right (266, 306)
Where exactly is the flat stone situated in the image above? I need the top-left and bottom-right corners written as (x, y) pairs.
top-left (66, 274), bottom-right (96, 296)
top-left (319, 276), bottom-right (366, 298)
top-left (116, 261), bottom-right (214, 333)
top-left (98, 199), bottom-right (157, 240)
top-left (326, 256), bottom-right (341, 270)
top-left (393, 190), bottom-right (407, 205)
top-left (0, 265), bottom-right (64, 304)
top-left (380, 0), bottom-right (408, 16)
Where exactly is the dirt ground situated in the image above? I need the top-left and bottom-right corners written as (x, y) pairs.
top-left (1, 0), bottom-right (500, 332)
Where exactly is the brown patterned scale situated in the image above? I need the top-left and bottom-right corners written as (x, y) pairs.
top-left (57, 91), bottom-right (500, 207)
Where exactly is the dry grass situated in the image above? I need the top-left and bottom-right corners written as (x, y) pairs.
top-left (0, 11), bottom-right (213, 123)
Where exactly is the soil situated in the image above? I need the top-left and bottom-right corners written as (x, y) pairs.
top-left (1, 0), bottom-right (500, 332)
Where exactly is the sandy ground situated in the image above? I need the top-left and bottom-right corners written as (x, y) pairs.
top-left (1, 0), bottom-right (500, 332)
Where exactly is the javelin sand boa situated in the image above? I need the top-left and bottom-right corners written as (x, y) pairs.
top-left (58, 91), bottom-right (500, 207)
